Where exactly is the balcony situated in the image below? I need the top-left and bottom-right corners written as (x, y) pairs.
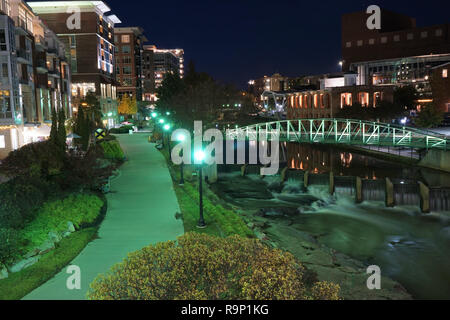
top-left (35, 36), bottom-right (47, 52)
top-left (15, 19), bottom-right (29, 36)
top-left (36, 60), bottom-right (48, 74)
top-left (16, 49), bottom-right (31, 65)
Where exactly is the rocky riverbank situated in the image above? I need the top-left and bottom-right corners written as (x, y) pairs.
top-left (209, 172), bottom-right (413, 300)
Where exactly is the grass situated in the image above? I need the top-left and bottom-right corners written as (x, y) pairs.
top-left (159, 148), bottom-right (254, 239)
top-left (0, 228), bottom-right (97, 300)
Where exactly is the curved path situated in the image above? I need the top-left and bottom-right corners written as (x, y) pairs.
top-left (24, 134), bottom-right (184, 300)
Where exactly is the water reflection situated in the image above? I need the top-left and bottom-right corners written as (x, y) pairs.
top-left (287, 143), bottom-right (450, 187)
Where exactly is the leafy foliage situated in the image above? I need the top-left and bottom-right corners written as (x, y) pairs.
top-left (88, 233), bottom-right (340, 300)
top-left (0, 228), bottom-right (20, 265)
top-left (0, 172), bottom-right (56, 229)
top-left (118, 94), bottom-right (137, 116)
top-left (20, 194), bottom-right (103, 250)
top-left (100, 140), bottom-right (125, 161)
top-left (393, 85), bottom-right (418, 111)
top-left (415, 103), bottom-right (444, 128)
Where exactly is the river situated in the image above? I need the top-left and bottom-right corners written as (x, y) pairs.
top-left (214, 143), bottom-right (450, 299)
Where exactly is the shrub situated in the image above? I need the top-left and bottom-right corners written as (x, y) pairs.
top-left (0, 173), bottom-right (55, 229)
top-left (100, 140), bottom-right (125, 161)
top-left (20, 194), bottom-right (103, 250)
top-left (109, 125), bottom-right (133, 134)
top-left (0, 140), bottom-right (63, 176)
top-left (311, 281), bottom-right (341, 300)
top-left (0, 228), bottom-right (20, 265)
top-left (88, 233), bottom-right (340, 300)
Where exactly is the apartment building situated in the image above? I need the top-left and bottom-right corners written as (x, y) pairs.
top-left (142, 45), bottom-right (184, 103)
top-left (114, 27), bottom-right (146, 101)
top-left (0, 0), bottom-right (71, 159)
top-left (29, 1), bottom-right (121, 128)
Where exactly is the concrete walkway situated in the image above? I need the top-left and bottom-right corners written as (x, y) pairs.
top-left (24, 134), bottom-right (184, 300)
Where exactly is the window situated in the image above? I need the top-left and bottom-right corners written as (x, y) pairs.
top-left (122, 56), bottom-right (131, 64)
top-left (122, 45), bottom-right (131, 53)
top-left (345, 42), bottom-right (351, 48)
top-left (341, 93), bottom-right (352, 108)
top-left (123, 66), bottom-right (132, 74)
top-left (381, 37), bottom-right (388, 44)
top-left (394, 35), bottom-right (400, 42)
top-left (0, 29), bottom-right (6, 51)
top-left (421, 31), bottom-right (428, 38)
top-left (443, 69), bottom-right (448, 79)
top-left (357, 40), bottom-right (363, 47)
top-left (0, 135), bottom-right (4, 148)
top-left (407, 33), bottom-right (414, 40)
top-left (436, 29), bottom-right (443, 37)
top-left (369, 38), bottom-right (375, 45)
top-left (121, 35), bottom-right (130, 43)
top-left (1, 63), bottom-right (8, 78)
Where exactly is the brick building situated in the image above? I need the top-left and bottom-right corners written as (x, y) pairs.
top-left (29, 1), bottom-right (122, 128)
top-left (114, 27), bottom-right (146, 101)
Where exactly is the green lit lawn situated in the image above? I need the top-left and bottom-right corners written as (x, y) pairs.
top-left (0, 228), bottom-right (97, 300)
top-left (160, 148), bottom-right (253, 239)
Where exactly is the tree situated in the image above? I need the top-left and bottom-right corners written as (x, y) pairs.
top-left (415, 103), bottom-right (444, 128)
top-left (393, 85), bottom-right (418, 111)
top-left (49, 106), bottom-right (58, 145)
top-left (374, 100), bottom-right (405, 121)
top-left (74, 106), bottom-right (90, 151)
top-left (118, 94), bottom-right (137, 117)
top-left (81, 92), bottom-right (103, 132)
top-left (57, 108), bottom-right (67, 151)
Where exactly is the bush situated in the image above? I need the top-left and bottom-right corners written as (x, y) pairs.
top-left (100, 140), bottom-right (125, 161)
top-left (109, 125), bottom-right (134, 134)
top-left (0, 141), bottom-right (63, 176)
top-left (20, 194), bottom-right (104, 250)
top-left (88, 233), bottom-right (340, 300)
top-left (0, 228), bottom-right (20, 265)
top-left (0, 173), bottom-right (55, 229)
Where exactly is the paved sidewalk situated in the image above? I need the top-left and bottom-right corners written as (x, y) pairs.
top-left (24, 134), bottom-right (184, 300)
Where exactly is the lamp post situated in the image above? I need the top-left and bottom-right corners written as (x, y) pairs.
top-left (194, 150), bottom-right (206, 228)
top-left (177, 133), bottom-right (186, 186)
top-left (163, 123), bottom-right (172, 154)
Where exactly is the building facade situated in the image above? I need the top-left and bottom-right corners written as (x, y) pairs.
top-left (286, 73), bottom-right (394, 120)
top-left (142, 45), bottom-right (184, 103)
top-left (114, 27), bottom-right (146, 101)
top-left (342, 8), bottom-right (450, 112)
top-left (0, 0), bottom-right (71, 159)
top-left (29, 1), bottom-right (121, 128)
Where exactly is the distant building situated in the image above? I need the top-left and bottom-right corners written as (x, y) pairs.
top-left (114, 27), bottom-right (147, 102)
top-left (142, 45), bottom-right (184, 103)
top-left (29, 1), bottom-right (122, 128)
top-left (341, 8), bottom-right (450, 112)
top-left (431, 63), bottom-right (450, 113)
top-left (286, 73), bottom-right (394, 120)
top-left (0, 0), bottom-right (71, 159)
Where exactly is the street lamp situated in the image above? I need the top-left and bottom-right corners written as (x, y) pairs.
top-left (151, 112), bottom-right (158, 118)
top-left (194, 149), bottom-right (206, 228)
top-left (177, 133), bottom-right (186, 186)
top-left (163, 123), bottom-right (172, 154)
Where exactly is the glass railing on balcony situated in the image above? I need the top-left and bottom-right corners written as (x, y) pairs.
top-left (16, 48), bottom-right (30, 62)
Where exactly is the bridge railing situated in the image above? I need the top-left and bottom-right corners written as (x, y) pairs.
top-left (225, 119), bottom-right (448, 150)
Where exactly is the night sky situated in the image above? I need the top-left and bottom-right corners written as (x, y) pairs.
top-left (106, 0), bottom-right (449, 88)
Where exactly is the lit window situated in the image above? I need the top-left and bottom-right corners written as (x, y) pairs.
top-left (357, 40), bottom-right (363, 47)
top-left (443, 69), bottom-right (448, 78)
top-left (381, 37), bottom-right (388, 44)
top-left (369, 39), bottom-right (375, 45)
top-left (121, 35), bottom-right (130, 43)
top-left (436, 29), bottom-right (443, 37)
top-left (345, 42), bottom-right (351, 48)
top-left (0, 135), bottom-right (5, 148)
